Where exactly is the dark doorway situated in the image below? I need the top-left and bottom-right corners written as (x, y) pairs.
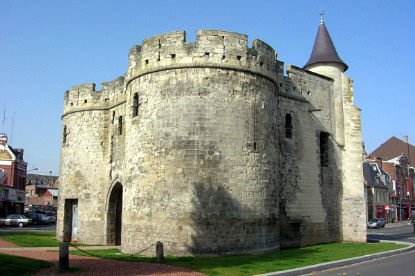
top-left (107, 183), bottom-right (123, 246)
top-left (63, 199), bottom-right (78, 242)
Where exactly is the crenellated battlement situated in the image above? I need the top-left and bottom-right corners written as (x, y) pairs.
top-left (63, 30), bottom-right (281, 117)
top-left (63, 77), bottom-right (124, 116)
top-left (126, 30), bottom-right (280, 87)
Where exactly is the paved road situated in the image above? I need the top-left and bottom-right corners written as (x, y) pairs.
top-left (302, 222), bottom-right (415, 276)
top-left (0, 223), bottom-right (56, 232)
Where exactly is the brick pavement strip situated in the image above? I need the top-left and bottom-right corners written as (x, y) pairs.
top-left (0, 238), bottom-right (204, 276)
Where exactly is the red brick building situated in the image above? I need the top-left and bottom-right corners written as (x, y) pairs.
top-left (369, 136), bottom-right (415, 221)
top-left (25, 175), bottom-right (59, 212)
top-left (0, 133), bottom-right (27, 216)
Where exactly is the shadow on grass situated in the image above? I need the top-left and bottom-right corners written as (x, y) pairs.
top-left (0, 252), bottom-right (52, 276)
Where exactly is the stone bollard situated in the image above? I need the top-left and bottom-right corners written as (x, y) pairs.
top-left (59, 242), bottom-right (69, 271)
top-left (156, 241), bottom-right (164, 263)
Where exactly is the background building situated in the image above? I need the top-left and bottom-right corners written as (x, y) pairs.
top-left (363, 162), bottom-right (394, 221)
top-left (367, 136), bottom-right (415, 221)
top-left (25, 174), bottom-right (59, 213)
top-left (0, 133), bottom-right (27, 216)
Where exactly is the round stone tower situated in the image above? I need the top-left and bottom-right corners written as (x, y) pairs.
top-left (59, 30), bottom-right (281, 255)
top-left (122, 30), bottom-right (280, 255)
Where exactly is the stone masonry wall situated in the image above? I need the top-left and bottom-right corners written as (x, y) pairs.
top-left (340, 74), bottom-right (366, 242)
top-left (121, 30), bottom-right (280, 255)
top-left (58, 29), bottom-right (366, 256)
top-left (277, 65), bottom-right (342, 247)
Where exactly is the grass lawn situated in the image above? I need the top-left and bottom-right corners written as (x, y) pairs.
top-left (0, 232), bottom-right (95, 247)
top-left (0, 252), bottom-right (51, 276)
top-left (68, 242), bottom-right (407, 276)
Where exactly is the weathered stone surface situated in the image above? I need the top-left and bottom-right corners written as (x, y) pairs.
top-left (57, 30), bottom-right (366, 256)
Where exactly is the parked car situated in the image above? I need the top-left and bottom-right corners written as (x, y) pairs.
top-left (45, 211), bottom-right (56, 224)
top-left (27, 213), bottom-right (43, 225)
top-left (0, 214), bottom-right (33, 227)
top-left (38, 214), bottom-right (51, 225)
top-left (367, 218), bottom-right (386, 229)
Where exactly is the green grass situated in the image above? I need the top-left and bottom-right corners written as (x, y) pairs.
top-left (0, 232), bottom-right (98, 247)
top-left (0, 252), bottom-right (52, 276)
top-left (68, 243), bottom-right (407, 276)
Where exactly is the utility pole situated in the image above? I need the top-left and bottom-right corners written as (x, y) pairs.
top-left (1, 109), bottom-right (6, 133)
top-left (407, 138), bottom-right (412, 219)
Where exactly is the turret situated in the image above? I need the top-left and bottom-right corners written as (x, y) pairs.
top-left (304, 13), bottom-right (348, 147)
top-left (304, 12), bottom-right (348, 73)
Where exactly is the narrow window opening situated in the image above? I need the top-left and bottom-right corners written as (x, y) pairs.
top-left (260, 62), bottom-right (264, 67)
top-left (253, 142), bottom-right (257, 151)
top-left (307, 91), bottom-right (311, 95)
top-left (204, 53), bottom-right (209, 58)
top-left (145, 59), bottom-right (149, 64)
top-left (158, 52), bottom-right (160, 62)
top-left (279, 83), bottom-right (282, 87)
top-left (236, 55), bottom-right (242, 60)
top-left (320, 132), bottom-right (329, 167)
top-left (171, 54), bottom-right (176, 59)
top-left (290, 222), bottom-right (301, 240)
top-left (71, 102), bottom-right (73, 106)
top-left (222, 36), bottom-right (226, 59)
top-left (285, 114), bottom-right (293, 139)
top-left (105, 98), bottom-right (109, 102)
top-left (118, 116), bottom-right (123, 135)
top-left (63, 125), bottom-right (67, 144)
top-left (132, 93), bottom-right (140, 117)
top-left (158, 39), bottom-right (161, 48)
top-left (84, 100), bottom-right (87, 103)
top-left (112, 111), bottom-right (115, 124)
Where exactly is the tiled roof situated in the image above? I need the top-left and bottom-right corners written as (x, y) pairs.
top-left (369, 136), bottom-right (415, 166)
top-left (47, 189), bottom-right (59, 197)
top-left (304, 21), bottom-right (348, 71)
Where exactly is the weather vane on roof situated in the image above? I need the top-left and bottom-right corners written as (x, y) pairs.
top-left (320, 10), bottom-right (325, 23)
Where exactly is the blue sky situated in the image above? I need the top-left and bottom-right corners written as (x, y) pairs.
top-left (1, 1), bottom-right (414, 176)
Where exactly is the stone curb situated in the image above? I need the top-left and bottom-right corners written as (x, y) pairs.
top-left (256, 240), bottom-right (415, 276)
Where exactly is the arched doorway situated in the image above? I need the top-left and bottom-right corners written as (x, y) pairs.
top-left (107, 182), bottom-right (123, 245)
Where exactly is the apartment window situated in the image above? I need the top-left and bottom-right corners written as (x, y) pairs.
top-left (118, 116), bottom-right (123, 135)
top-left (320, 132), bottom-right (329, 167)
top-left (285, 114), bottom-right (293, 139)
top-left (132, 93), bottom-right (140, 117)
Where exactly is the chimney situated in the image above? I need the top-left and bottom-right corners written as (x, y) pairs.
top-left (404, 135), bottom-right (409, 143)
top-left (375, 157), bottom-right (383, 168)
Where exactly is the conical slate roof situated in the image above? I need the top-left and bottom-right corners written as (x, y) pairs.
top-left (304, 20), bottom-right (348, 71)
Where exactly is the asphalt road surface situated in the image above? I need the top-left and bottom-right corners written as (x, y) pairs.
top-left (304, 222), bottom-right (415, 276)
